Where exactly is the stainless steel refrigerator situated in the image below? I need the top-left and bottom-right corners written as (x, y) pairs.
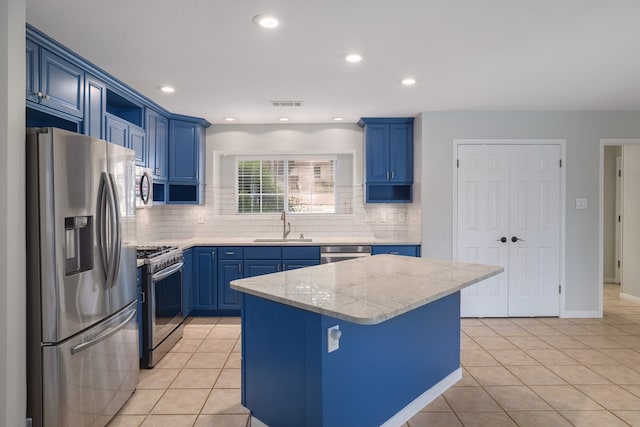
top-left (26, 128), bottom-right (139, 427)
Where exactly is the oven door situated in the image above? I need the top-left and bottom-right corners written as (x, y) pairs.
top-left (149, 262), bottom-right (184, 350)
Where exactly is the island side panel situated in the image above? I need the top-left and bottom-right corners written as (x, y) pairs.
top-left (241, 292), bottom-right (462, 427)
top-left (320, 292), bottom-right (461, 427)
top-left (241, 294), bottom-right (324, 426)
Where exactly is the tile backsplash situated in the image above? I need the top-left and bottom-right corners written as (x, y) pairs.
top-left (136, 185), bottom-right (421, 243)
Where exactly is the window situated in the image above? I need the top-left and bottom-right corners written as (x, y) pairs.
top-left (237, 158), bottom-right (335, 213)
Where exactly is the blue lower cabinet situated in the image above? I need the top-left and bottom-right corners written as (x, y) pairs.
top-left (182, 248), bottom-right (193, 317)
top-left (371, 245), bottom-right (420, 257)
top-left (282, 246), bottom-right (320, 270)
top-left (244, 259), bottom-right (281, 277)
top-left (194, 247), bottom-right (218, 312)
top-left (218, 260), bottom-right (243, 310)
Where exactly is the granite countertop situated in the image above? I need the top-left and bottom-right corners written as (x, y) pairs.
top-left (230, 255), bottom-right (503, 325)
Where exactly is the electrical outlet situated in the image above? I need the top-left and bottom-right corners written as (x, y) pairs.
top-left (327, 325), bottom-right (342, 353)
top-left (379, 210), bottom-right (387, 223)
top-left (398, 212), bottom-right (406, 223)
top-left (197, 213), bottom-right (205, 224)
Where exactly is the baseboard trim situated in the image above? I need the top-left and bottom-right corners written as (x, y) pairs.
top-left (620, 292), bottom-right (640, 304)
top-left (562, 310), bottom-right (601, 318)
top-left (380, 367), bottom-right (462, 427)
top-left (603, 277), bottom-right (619, 284)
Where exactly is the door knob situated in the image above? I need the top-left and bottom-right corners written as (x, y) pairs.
top-left (511, 236), bottom-right (525, 243)
top-left (496, 237), bottom-right (507, 243)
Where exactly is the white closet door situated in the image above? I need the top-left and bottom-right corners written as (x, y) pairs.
top-left (508, 145), bottom-right (560, 316)
top-left (458, 144), bottom-right (561, 317)
top-left (457, 145), bottom-right (510, 317)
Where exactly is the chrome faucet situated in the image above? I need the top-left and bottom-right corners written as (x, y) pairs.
top-left (281, 211), bottom-right (291, 240)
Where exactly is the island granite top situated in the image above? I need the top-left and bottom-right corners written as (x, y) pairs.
top-left (230, 255), bottom-right (503, 325)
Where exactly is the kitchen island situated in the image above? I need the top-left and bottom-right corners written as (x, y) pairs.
top-left (231, 255), bottom-right (503, 427)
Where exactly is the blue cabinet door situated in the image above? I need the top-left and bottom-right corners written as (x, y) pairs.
top-left (39, 48), bottom-right (84, 118)
top-left (182, 248), bottom-right (193, 317)
top-left (25, 39), bottom-right (39, 103)
top-left (365, 124), bottom-right (390, 183)
top-left (218, 260), bottom-right (243, 310)
top-left (169, 120), bottom-right (199, 182)
top-left (129, 125), bottom-right (147, 166)
top-left (195, 247), bottom-right (218, 310)
top-left (147, 109), bottom-right (169, 179)
top-left (243, 259), bottom-right (281, 278)
top-left (105, 114), bottom-right (129, 148)
top-left (283, 259), bottom-right (318, 271)
top-left (389, 124), bottom-right (413, 183)
top-left (84, 74), bottom-right (105, 138)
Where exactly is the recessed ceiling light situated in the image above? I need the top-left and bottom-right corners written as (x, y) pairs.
top-left (253, 14), bottom-right (279, 29)
top-left (333, 117), bottom-right (344, 121)
top-left (159, 85), bottom-right (175, 93)
top-left (223, 117), bottom-right (236, 122)
top-left (279, 117), bottom-right (289, 122)
top-left (344, 53), bottom-right (363, 63)
top-left (401, 77), bottom-right (416, 86)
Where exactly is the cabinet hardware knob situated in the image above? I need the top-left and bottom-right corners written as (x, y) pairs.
top-left (496, 237), bottom-right (507, 243)
top-left (511, 236), bottom-right (525, 243)
top-left (36, 91), bottom-right (43, 97)
top-left (391, 171), bottom-right (395, 179)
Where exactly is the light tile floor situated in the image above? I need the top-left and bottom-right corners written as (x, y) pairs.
top-left (109, 284), bottom-right (640, 427)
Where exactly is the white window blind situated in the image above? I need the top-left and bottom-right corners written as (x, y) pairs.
top-left (237, 158), bottom-right (335, 214)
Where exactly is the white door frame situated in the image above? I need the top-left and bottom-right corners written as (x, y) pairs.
top-left (453, 139), bottom-right (567, 316)
top-left (601, 139), bottom-right (640, 308)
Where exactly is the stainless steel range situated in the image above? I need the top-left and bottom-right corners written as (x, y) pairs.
top-left (137, 245), bottom-right (184, 367)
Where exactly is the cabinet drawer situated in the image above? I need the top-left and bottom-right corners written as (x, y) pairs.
top-left (219, 247), bottom-right (243, 259)
top-left (282, 246), bottom-right (320, 260)
top-left (244, 246), bottom-right (281, 259)
top-left (371, 245), bottom-right (419, 257)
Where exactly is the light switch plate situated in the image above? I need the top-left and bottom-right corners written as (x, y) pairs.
top-left (575, 198), bottom-right (587, 210)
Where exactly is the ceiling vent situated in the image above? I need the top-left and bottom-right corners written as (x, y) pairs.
top-left (270, 100), bottom-right (304, 107)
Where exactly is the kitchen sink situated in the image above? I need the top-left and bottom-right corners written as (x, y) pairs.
top-left (253, 238), bottom-right (313, 242)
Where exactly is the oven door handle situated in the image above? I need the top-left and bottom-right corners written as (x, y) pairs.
top-left (151, 262), bottom-right (184, 282)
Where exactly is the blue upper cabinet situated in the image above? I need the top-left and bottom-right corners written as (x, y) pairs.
top-left (84, 74), bottom-right (106, 139)
top-left (359, 117), bottom-right (414, 203)
top-left (105, 114), bottom-right (128, 147)
top-left (25, 39), bottom-right (39, 104)
top-left (147, 109), bottom-right (169, 179)
top-left (169, 120), bottom-right (202, 182)
top-left (168, 119), bottom-right (205, 204)
top-left (389, 124), bottom-right (413, 183)
top-left (130, 126), bottom-right (147, 166)
top-left (26, 43), bottom-right (84, 118)
top-left (106, 113), bottom-right (146, 166)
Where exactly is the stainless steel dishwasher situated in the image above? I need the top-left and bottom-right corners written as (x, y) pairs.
top-left (320, 245), bottom-right (372, 264)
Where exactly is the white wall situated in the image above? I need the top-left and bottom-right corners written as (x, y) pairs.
top-left (603, 145), bottom-right (620, 281)
top-left (137, 123), bottom-right (421, 242)
top-left (0, 0), bottom-right (26, 425)
top-left (419, 111), bottom-right (640, 315)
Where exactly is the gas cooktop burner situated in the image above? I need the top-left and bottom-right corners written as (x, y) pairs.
top-left (137, 245), bottom-right (179, 259)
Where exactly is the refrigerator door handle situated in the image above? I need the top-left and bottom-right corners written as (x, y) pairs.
top-left (70, 305), bottom-right (136, 355)
top-left (97, 173), bottom-right (109, 281)
top-left (107, 173), bottom-right (122, 287)
top-left (104, 173), bottom-right (119, 289)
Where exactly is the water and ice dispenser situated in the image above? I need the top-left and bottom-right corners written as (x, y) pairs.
top-left (64, 216), bottom-right (93, 275)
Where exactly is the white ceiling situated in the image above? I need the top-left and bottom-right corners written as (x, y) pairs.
top-left (26, 0), bottom-right (640, 125)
